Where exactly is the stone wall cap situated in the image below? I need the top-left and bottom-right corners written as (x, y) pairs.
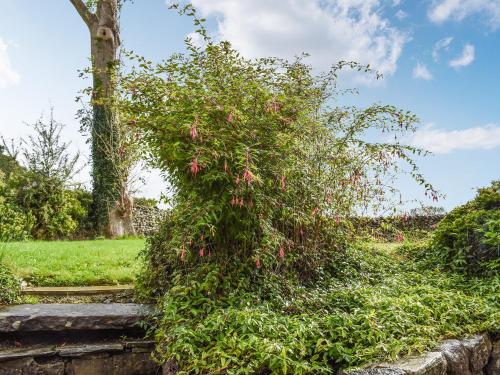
top-left (59, 343), bottom-right (124, 357)
top-left (0, 303), bottom-right (154, 332)
top-left (379, 351), bottom-right (446, 375)
top-left (0, 347), bottom-right (57, 362)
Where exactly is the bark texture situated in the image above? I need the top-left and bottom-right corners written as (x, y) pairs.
top-left (69, 0), bottom-right (135, 237)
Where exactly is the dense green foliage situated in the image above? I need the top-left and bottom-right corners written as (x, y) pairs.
top-left (353, 209), bottom-right (444, 242)
top-left (1, 239), bottom-right (143, 286)
top-left (424, 181), bottom-right (499, 275)
top-left (146, 238), bottom-right (498, 373)
top-left (0, 145), bottom-right (22, 178)
top-left (0, 171), bottom-right (34, 241)
top-left (134, 196), bottom-right (158, 208)
top-left (0, 256), bottom-right (20, 304)
top-left (0, 112), bottom-right (88, 240)
top-left (9, 172), bottom-right (87, 240)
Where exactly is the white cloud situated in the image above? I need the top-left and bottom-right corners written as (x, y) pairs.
top-left (395, 9), bottom-right (408, 20)
top-left (428, 0), bottom-right (500, 29)
top-left (411, 123), bottom-right (500, 153)
top-left (412, 62), bottom-right (433, 80)
top-left (0, 37), bottom-right (20, 88)
top-left (189, 0), bottom-right (408, 78)
top-left (432, 36), bottom-right (453, 61)
top-left (392, 0), bottom-right (401, 6)
top-left (449, 43), bottom-right (475, 69)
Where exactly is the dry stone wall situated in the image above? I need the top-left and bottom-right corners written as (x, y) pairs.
top-left (132, 206), bottom-right (167, 236)
top-left (344, 333), bottom-right (499, 375)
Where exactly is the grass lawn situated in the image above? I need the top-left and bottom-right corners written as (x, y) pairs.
top-left (0, 239), bottom-right (145, 286)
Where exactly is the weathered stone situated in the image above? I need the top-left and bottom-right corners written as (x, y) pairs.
top-left (65, 354), bottom-right (113, 375)
top-left (462, 334), bottom-right (492, 374)
top-left (0, 347), bottom-right (57, 362)
top-left (123, 340), bottom-right (155, 353)
top-left (383, 352), bottom-right (447, 375)
top-left (112, 353), bottom-right (160, 375)
top-left (59, 343), bottom-right (124, 357)
top-left (0, 304), bottom-right (153, 332)
top-left (342, 368), bottom-right (406, 375)
top-left (31, 359), bottom-right (66, 375)
top-left (486, 339), bottom-right (500, 375)
top-left (440, 339), bottom-right (471, 375)
top-left (0, 357), bottom-right (34, 375)
top-left (162, 359), bottom-right (179, 375)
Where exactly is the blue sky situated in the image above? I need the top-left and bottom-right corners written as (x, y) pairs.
top-left (0, 0), bottom-right (499, 211)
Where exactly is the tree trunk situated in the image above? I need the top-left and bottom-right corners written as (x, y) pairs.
top-left (70, 0), bottom-right (135, 237)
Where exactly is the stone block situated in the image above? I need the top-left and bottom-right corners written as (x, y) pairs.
top-left (0, 304), bottom-right (153, 332)
top-left (440, 339), bottom-right (471, 375)
top-left (31, 359), bottom-right (66, 375)
top-left (111, 352), bottom-right (160, 375)
top-left (383, 351), bottom-right (447, 375)
top-left (0, 357), bottom-right (34, 375)
top-left (486, 339), bottom-right (500, 375)
top-left (342, 368), bottom-right (406, 375)
top-left (462, 334), bottom-right (492, 374)
top-left (65, 354), bottom-right (113, 375)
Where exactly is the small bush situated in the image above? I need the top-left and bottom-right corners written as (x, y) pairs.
top-left (428, 181), bottom-right (500, 276)
top-left (0, 258), bottom-right (20, 304)
top-left (11, 172), bottom-right (86, 240)
top-left (0, 171), bottom-right (33, 241)
top-left (1, 110), bottom-right (85, 240)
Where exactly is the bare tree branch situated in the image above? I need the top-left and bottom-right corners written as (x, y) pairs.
top-left (69, 0), bottom-right (97, 28)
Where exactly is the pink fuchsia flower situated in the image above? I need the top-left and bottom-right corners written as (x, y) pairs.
top-left (190, 125), bottom-right (198, 140)
top-left (190, 158), bottom-right (199, 176)
top-left (227, 113), bottom-right (234, 123)
top-left (199, 247), bottom-right (205, 257)
top-left (243, 169), bottom-right (253, 184)
top-left (224, 160), bottom-right (228, 172)
top-left (396, 233), bottom-right (404, 242)
top-left (270, 96), bottom-right (281, 112)
top-left (280, 175), bottom-right (286, 191)
top-left (239, 198), bottom-right (244, 208)
top-left (256, 258), bottom-right (261, 268)
top-left (231, 196), bottom-right (237, 206)
top-left (279, 246), bottom-right (285, 259)
top-left (335, 215), bottom-right (341, 225)
top-left (311, 207), bottom-right (319, 217)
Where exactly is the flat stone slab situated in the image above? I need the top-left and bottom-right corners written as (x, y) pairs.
top-left (380, 352), bottom-right (446, 375)
top-left (0, 303), bottom-right (153, 332)
top-left (58, 343), bottom-right (124, 357)
top-left (0, 347), bottom-right (57, 361)
top-left (21, 285), bottom-right (134, 296)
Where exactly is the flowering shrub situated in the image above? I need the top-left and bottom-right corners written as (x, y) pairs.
top-left (121, 39), bottom-right (435, 284)
top-left (120, 6), bottom-right (443, 372)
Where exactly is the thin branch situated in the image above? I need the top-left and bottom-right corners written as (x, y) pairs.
top-left (69, 0), bottom-right (97, 28)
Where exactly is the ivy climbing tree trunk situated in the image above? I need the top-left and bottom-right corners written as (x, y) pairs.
top-left (70, 0), bottom-right (135, 237)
